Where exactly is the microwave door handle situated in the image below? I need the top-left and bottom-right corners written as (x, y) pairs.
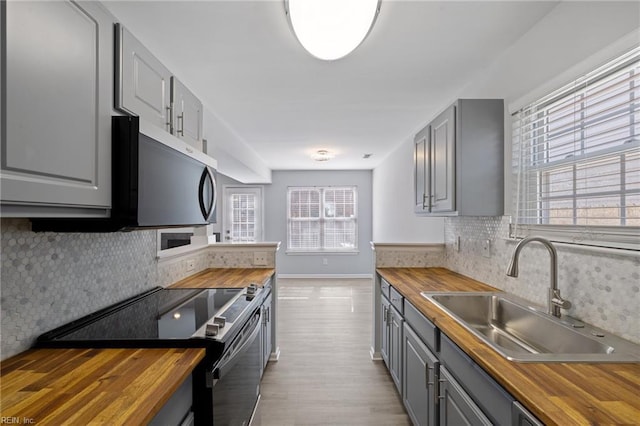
top-left (207, 167), bottom-right (217, 221)
top-left (198, 167), bottom-right (215, 220)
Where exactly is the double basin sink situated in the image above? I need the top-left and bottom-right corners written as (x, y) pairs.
top-left (421, 292), bottom-right (640, 363)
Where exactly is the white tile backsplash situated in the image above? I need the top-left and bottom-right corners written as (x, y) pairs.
top-left (444, 216), bottom-right (640, 343)
top-left (0, 219), bottom-right (278, 360)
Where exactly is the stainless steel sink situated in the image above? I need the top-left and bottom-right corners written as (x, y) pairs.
top-left (421, 292), bottom-right (640, 363)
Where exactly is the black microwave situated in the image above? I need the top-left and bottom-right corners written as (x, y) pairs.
top-left (32, 116), bottom-right (217, 232)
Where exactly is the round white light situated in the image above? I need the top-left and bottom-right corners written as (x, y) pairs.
top-left (286, 0), bottom-right (380, 61)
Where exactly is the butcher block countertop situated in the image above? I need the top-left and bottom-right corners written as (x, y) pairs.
top-left (0, 347), bottom-right (204, 425)
top-left (377, 267), bottom-right (640, 426)
top-left (169, 267), bottom-right (274, 289)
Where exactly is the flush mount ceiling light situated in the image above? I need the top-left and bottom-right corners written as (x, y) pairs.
top-left (285, 0), bottom-right (381, 61)
top-left (312, 149), bottom-right (334, 161)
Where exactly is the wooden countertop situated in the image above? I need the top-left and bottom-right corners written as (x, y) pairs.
top-left (169, 267), bottom-right (274, 289)
top-left (0, 347), bottom-right (205, 425)
top-left (377, 267), bottom-right (640, 426)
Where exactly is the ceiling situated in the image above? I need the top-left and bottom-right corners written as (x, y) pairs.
top-left (104, 1), bottom-right (559, 171)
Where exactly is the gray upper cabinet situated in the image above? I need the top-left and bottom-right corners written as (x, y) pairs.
top-left (430, 105), bottom-right (456, 213)
top-left (414, 99), bottom-right (504, 216)
top-left (115, 23), bottom-right (172, 132)
top-left (414, 126), bottom-right (429, 212)
top-left (172, 77), bottom-right (204, 150)
top-left (1, 1), bottom-right (114, 217)
top-left (116, 24), bottom-right (204, 152)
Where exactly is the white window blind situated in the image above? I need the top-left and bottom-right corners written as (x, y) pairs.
top-left (287, 186), bottom-right (357, 252)
top-left (512, 47), bottom-right (640, 249)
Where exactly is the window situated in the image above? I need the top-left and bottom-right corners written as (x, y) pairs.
top-left (512, 47), bottom-right (639, 249)
top-left (287, 186), bottom-right (358, 252)
top-left (223, 186), bottom-right (263, 243)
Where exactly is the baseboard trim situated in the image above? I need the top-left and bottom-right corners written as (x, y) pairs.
top-left (277, 273), bottom-right (373, 279)
top-left (370, 347), bottom-right (382, 361)
top-left (269, 347), bottom-right (281, 362)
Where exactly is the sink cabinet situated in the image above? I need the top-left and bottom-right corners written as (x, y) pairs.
top-left (376, 274), bottom-right (542, 426)
top-left (403, 323), bottom-right (438, 426)
top-left (414, 99), bottom-right (504, 216)
top-left (1, 0), bottom-right (114, 217)
top-left (439, 367), bottom-right (491, 426)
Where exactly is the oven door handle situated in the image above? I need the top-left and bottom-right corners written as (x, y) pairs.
top-left (209, 311), bottom-right (262, 386)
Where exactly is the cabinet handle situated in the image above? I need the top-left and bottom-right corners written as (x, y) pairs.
top-left (426, 365), bottom-right (434, 386)
top-left (177, 112), bottom-right (185, 136)
top-left (166, 105), bottom-right (173, 132)
top-left (422, 194), bottom-right (428, 209)
top-left (382, 306), bottom-right (388, 324)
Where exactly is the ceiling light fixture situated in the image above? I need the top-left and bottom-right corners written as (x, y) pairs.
top-left (285, 0), bottom-right (381, 61)
top-left (313, 149), bottom-right (333, 162)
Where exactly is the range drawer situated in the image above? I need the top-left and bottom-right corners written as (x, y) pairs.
top-left (404, 300), bottom-right (438, 352)
top-left (389, 286), bottom-right (404, 314)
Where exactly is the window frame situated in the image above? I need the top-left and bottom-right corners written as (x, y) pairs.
top-left (511, 47), bottom-right (640, 251)
top-left (286, 186), bottom-right (359, 254)
top-left (222, 185), bottom-right (264, 243)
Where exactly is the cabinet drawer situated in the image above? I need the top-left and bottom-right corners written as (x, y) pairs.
top-left (390, 287), bottom-right (404, 315)
top-left (440, 334), bottom-right (514, 426)
top-left (404, 300), bottom-right (438, 352)
top-left (380, 278), bottom-right (391, 299)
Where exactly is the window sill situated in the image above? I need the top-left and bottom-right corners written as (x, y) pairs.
top-left (285, 250), bottom-right (360, 255)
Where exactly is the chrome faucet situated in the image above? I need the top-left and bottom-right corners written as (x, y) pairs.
top-left (506, 236), bottom-right (571, 318)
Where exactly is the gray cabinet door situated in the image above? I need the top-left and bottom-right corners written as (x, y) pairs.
top-left (403, 323), bottom-right (438, 426)
top-left (172, 77), bottom-right (203, 150)
top-left (389, 305), bottom-right (403, 395)
top-left (439, 367), bottom-right (492, 426)
top-left (262, 293), bottom-right (273, 372)
top-left (380, 295), bottom-right (390, 367)
top-left (116, 23), bottom-right (172, 132)
top-left (430, 105), bottom-right (456, 212)
top-left (1, 1), bottom-right (112, 215)
top-left (414, 126), bottom-right (429, 213)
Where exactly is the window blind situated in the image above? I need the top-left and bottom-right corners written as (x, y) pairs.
top-left (512, 47), bottom-right (640, 249)
top-left (287, 186), bottom-right (357, 252)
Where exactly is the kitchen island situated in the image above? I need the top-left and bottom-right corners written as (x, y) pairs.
top-left (377, 267), bottom-right (640, 425)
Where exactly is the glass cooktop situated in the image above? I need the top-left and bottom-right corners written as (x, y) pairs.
top-left (54, 288), bottom-right (244, 341)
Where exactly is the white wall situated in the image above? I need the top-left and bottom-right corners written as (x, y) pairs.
top-left (264, 170), bottom-right (373, 276)
top-left (372, 136), bottom-right (445, 242)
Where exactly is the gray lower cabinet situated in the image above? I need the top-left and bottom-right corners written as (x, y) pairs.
top-left (403, 323), bottom-right (438, 426)
top-left (389, 304), bottom-right (404, 395)
top-left (115, 23), bottom-right (172, 132)
top-left (377, 276), bottom-right (543, 426)
top-left (380, 293), bottom-right (391, 367)
top-left (1, 0), bottom-right (114, 216)
top-left (439, 367), bottom-right (492, 426)
top-left (261, 292), bottom-right (273, 374)
top-left (172, 77), bottom-right (204, 150)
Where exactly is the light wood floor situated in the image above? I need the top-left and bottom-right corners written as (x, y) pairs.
top-left (258, 278), bottom-right (411, 426)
